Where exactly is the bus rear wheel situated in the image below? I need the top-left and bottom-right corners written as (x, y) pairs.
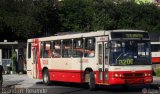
top-left (88, 72), bottom-right (96, 90)
top-left (43, 69), bottom-right (51, 85)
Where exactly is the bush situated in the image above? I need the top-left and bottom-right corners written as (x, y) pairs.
top-left (154, 68), bottom-right (160, 76)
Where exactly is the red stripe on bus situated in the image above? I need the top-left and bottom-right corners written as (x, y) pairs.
top-left (49, 69), bottom-right (85, 83)
top-left (152, 57), bottom-right (160, 63)
top-left (38, 69), bottom-right (152, 85)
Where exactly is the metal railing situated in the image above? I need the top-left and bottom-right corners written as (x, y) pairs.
top-left (2, 59), bottom-right (12, 73)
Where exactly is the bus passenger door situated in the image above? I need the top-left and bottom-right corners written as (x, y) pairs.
top-left (27, 43), bottom-right (33, 78)
top-left (32, 47), bottom-right (38, 78)
top-left (27, 42), bottom-right (38, 79)
top-left (31, 39), bottom-right (40, 79)
top-left (98, 42), bottom-right (109, 83)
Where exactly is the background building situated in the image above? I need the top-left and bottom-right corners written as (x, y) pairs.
top-left (0, 40), bottom-right (26, 74)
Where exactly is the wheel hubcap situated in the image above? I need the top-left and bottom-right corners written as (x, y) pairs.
top-left (44, 73), bottom-right (48, 83)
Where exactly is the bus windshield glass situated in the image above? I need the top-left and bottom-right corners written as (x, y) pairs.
top-left (110, 40), bottom-right (151, 66)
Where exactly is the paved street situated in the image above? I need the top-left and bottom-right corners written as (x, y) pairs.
top-left (2, 74), bottom-right (39, 88)
top-left (1, 74), bottom-right (160, 94)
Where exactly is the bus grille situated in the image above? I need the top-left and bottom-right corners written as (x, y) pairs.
top-left (123, 73), bottom-right (143, 78)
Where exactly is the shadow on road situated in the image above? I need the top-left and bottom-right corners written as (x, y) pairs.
top-left (35, 81), bottom-right (159, 93)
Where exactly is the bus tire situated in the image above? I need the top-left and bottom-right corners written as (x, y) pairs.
top-left (0, 77), bottom-right (2, 87)
top-left (43, 69), bottom-right (51, 86)
top-left (88, 72), bottom-right (96, 91)
top-left (122, 85), bottom-right (129, 90)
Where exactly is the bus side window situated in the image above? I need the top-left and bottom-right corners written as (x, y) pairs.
top-left (28, 43), bottom-right (31, 59)
top-left (40, 42), bottom-right (44, 58)
top-left (84, 38), bottom-right (95, 57)
top-left (62, 40), bottom-right (72, 58)
top-left (40, 41), bottom-right (51, 58)
top-left (46, 41), bottom-right (52, 58)
top-left (98, 44), bottom-right (102, 64)
top-left (73, 39), bottom-right (83, 57)
top-left (105, 43), bottom-right (109, 65)
top-left (53, 41), bottom-right (61, 58)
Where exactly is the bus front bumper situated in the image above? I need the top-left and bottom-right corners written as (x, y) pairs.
top-left (108, 76), bottom-right (153, 85)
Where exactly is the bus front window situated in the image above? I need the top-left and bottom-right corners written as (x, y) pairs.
top-left (110, 40), bottom-right (151, 66)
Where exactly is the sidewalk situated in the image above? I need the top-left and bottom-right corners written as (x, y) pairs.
top-left (152, 76), bottom-right (160, 86)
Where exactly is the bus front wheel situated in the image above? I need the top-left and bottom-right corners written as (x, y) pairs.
top-left (0, 77), bottom-right (2, 87)
top-left (88, 72), bottom-right (96, 90)
top-left (43, 69), bottom-right (51, 85)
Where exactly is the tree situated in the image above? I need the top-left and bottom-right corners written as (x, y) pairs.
top-left (59, 0), bottom-right (95, 32)
top-left (92, 0), bottom-right (117, 30)
top-left (34, 0), bottom-right (61, 36)
top-left (0, 0), bottom-right (160, 42)
top-left (0, 0), bottom-right (41, 41)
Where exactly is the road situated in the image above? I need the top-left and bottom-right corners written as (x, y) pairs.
top-left (1, 74), bottom-right (160, 94)
top-left (27, 82), bottom-right (158, 94)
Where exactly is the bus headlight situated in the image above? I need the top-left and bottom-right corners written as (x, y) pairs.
top-left (145, 73), bottom-right (152, 76)
top-left (148, 73), bottom-right (151, 76)
top-left (145, 73), bottom-right (148, 76)
top-left (112, 73), bottom-right (122, 78)
top-left (115, 74), bottom-right (118, 77)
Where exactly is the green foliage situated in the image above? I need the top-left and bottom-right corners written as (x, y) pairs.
top-left (154, 68), bottom-right (160, 76)
top-left (11, 49), bottom-right (17, 72)
top-left (59, 0), bottom-right (94, 31)
top-left (0, 0), bottom-right (41, 41)
top-left (0, 0), bottom-right (160, 41)
top-left (34, 0), bottom-right (60, 35)
top-left (92, 0), bottom-right (117, 30)
top-left (59, 0), bottom-right (160, 32)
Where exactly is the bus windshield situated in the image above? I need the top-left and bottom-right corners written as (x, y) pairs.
top-left (110, 40), bottom-right (151, 66)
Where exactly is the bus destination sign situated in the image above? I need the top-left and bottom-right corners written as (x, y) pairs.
top-left (111, 32), bottom-right (149, 39)
top-left (125, 34), bottom-right (143, 38)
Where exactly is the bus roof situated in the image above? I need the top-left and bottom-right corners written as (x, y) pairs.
top-left (112, 29), bottom-right (147, 32)
top-left (27, 29), bottom-right (147, 42)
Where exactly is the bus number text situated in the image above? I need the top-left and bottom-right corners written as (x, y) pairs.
top-left (118, 59), bottom-right (133, 65)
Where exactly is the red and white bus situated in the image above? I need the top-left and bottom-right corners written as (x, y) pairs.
top-left (151, 42), bottom-right (160, 73)
top-left (27, 30), bottom-right (152, 90)
top-left (151, 42), bottom-right (160, 64)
